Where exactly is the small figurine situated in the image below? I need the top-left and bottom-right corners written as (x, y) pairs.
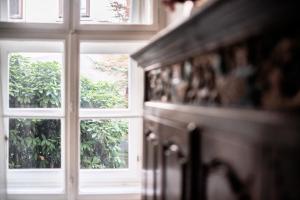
top-left (261, 38), bottom-right (300, 110)
top-left (162, 0), bottom-right (197, 11)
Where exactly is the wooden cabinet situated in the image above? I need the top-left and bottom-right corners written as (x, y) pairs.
top-left (161, 122), bottom-right (188, 200)
top-left (201, 128), bottom-right (263, 200)
top-left (160, 120), bottom-right (200, 200)
top-left (144, 118), bottom-right (201, 200)
top-left (201, 122), bottom-right (300, 200)
top-left (143, 106), bottom-right (300, 200)
top-left (132, 1), bottom-right (300, 200)
top-left (143, 120), bottom-right (159, 200)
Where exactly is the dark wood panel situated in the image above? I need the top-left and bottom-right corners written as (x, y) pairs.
top-left (201, 128), bottom-right (263, 200)
top-left (200, 126), bottom-right (300, 200)
top-left (144, 116), bottom-right (202, 200)
top-left (144, 102), bottom-right (300, 145)
top-left (143, 119), bottom-right (160, 200)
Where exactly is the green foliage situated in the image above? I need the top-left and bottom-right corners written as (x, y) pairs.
top-left (80, 119), bottom-right (128, 169)
top-left (9, 119), bottom-right (61, 169)
top-left (9, 54), bottom-right (61, 108)
top-left (80, 77), bottom-right (127, 108)
top-left (8, 53), bottom-right (128, 169)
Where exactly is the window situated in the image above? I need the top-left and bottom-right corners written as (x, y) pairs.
top-left (59, 0), bottom-right (91, 19)
top-left (0, 40), bottom-right (144, 199)
top-left (78, 0), bottom-right (153, 25)
top-left (9, 0), bottom-right (23, 19)
top-left (78, 42), bottom-right (143, 194)
top-left (0, 41), bottom-right (65, 194)
top-left (1, 0), bottom-right (64, 23)
top-left (80, 0), bottom-right (132, 24)
top-left (0, 0), bottom-right (159, 200)
top-left (1, 0), bottom-right (155, 25)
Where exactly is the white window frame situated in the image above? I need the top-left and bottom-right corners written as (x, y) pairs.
top-left (0, 0), bottom-right (162, 32)
top-left (0, 62), bottom-right (7, 200)
top-left (78, 41), bottom-right (144, 195)
top-left (0, 0), bottom-right (162, 199)
top-left (0, 40), bottom-right (66, 196)
top-left (0, 41), bottom-right (66, 117)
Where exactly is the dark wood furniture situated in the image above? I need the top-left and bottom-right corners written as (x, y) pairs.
top-left (131, 0), bottom-right (300, 199)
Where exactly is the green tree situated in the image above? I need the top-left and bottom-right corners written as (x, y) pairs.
top-left (9, 54), bottom-right (61, 108)
top-left (80, 77), bottom-right (127, 108)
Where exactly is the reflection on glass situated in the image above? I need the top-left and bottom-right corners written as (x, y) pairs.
top-left (80, 119), bottom-right (128, 169)
top-left (9, 118), bottom-right (61, 169)
top-left (80, 0), bottom-right (131, 24)
top-left (9, 0), bottom-right (23, 19)
top-left (80, 54), bottom-right (129, 109)
top-left (9, 53), bottom-right (62, 108)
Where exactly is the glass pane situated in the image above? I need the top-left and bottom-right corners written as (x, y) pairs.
top-left (9, 53), bottom-right (62, 108)
top-left (1, 0), bottom-right (63, 23)
top-left (9, 0), bottom-right (22, 19)
top-left (80, 119), bottom-right (128, 169)
top-left (8, 118), bottom-right (61, 169)
top-left (80, 0), bottom-right (131, 24)
top-left (80, 54), bottom-right (129, 109)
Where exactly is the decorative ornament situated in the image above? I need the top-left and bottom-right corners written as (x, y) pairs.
top-left (162, 0), bottom-right (196, 11)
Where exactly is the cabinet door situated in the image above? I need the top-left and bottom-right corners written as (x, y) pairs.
top-left (143, 120), bottom-right (159, 200)
top-left (160, 122), bottom-right (201, 200)
top-left (163, 142), bottom-right (187, 200)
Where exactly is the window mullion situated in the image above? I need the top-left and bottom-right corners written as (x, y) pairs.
top-left (0, 58), bottom-right (7, 200)
top-left (65, 33), bottom-right (80, 200)
top-left (4, 109), bottom-right (64, 118)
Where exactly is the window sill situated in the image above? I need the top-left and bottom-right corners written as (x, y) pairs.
top-left (7, 187), bottom-right (141, 200)
top-left (7, 169), bottom-right (64, 195)
top-left (79, 185), bottom-right (141, 195)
